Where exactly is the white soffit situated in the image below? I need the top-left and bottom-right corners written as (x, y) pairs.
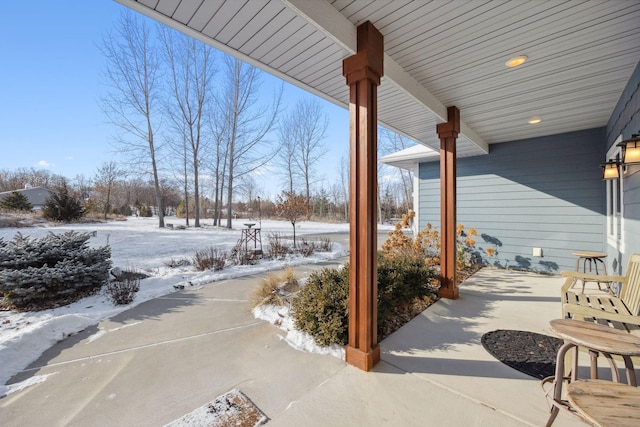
top-left (117, 0), bottom-right (640, 158)
top-left (380, 144), bottom-right (438, 170)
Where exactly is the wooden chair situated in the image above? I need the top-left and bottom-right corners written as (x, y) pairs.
top-left (562, 253), bottom-right (640, 335)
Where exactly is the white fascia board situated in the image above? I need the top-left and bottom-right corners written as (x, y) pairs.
top-left (283, 0), bottom-right (488, 154)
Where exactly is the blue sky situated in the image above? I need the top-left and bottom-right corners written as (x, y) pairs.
top-left (0, 1), bottom-right (351, 197)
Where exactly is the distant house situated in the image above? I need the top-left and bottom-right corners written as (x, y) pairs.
top-left (0, 186), bottom-right (52, 211)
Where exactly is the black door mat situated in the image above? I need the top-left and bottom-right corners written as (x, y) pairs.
top-left (481, 329), bottom-right (563, 380)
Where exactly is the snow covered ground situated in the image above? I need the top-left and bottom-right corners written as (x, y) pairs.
top-left (0, 216), bottom-right (384, 398)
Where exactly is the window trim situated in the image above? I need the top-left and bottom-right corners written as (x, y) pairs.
top-left (606, 135), bottom-right (624, 251)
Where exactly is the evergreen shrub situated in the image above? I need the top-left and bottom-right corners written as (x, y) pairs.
top-left (291, 265), bottom-right (349, 346)
top-left (291, 253), bottom-right (437, 346)
top-left (376, 254), bottom-right (437, 325)
top-left (42, 184), bottom-right (85, 222)
top-left (0, 191), bottom-right (33, 212)
top-left (0, 231), bottom-right (112, 308)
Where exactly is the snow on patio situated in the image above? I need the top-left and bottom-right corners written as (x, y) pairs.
top-left (0, 216), bottom-right (387, 397)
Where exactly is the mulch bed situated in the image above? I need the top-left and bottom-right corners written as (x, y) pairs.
top-left (377, 264), bottom-right (484, 341)
top-left (481, 329), bottom-right (563, 380)
top-left (0, 285), bottom-right (103, 312)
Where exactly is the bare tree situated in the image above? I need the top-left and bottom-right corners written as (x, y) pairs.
top-left (218, 56), bottom-right (282, 228)
top-left (276, 115), bottom-right (298, 193)
top-left (237, 174), bottom-right (261, 206)
top-left (379, 128), bottom-right (415, 213)
top-left (329, 181), bottom-right (344, 221)
top-left (160, 27), bottom-right (215, 227)
top-left (71, 174), bottom-right (93, 202)
top-left (94, 161), bottom-right (120, 220)
top-left (338, 152), bottom-right (349, 221)
top-left (100, 10), bottom-right (165, 227)
top-left (0, 168), bottom-right (66, 192)
top-left (165, 130), bottom-right (192, 225)
top-left (205, 102), bottom-right (230, 226)
top-left (280, 98), bottom-right (328, 214)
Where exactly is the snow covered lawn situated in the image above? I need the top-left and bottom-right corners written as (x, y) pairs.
top-left (0, 216), bottom-right (371, 397)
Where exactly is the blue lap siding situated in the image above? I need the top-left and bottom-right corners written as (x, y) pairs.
top-left (418, 128), bottom-right (605, 273)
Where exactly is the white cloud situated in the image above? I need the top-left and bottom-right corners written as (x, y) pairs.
top-left (66, 156), bottom-right (74, 161)
top-left (36, 160), bottom-right (54, 169)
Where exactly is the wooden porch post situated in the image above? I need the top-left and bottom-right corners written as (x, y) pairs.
top-left (438, 106), bottom-right (460, 299)
top-left (343, 21), bottom-right (383, 371)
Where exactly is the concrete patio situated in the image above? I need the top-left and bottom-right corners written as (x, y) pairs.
top-left (1, 263), bottom-right (590, 426)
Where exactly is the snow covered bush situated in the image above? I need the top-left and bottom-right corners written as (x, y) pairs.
top-left (164, 257), bottom-right (192, 268)
top-left (0, 231), bottom-right (111, 308)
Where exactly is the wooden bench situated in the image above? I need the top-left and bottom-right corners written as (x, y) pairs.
top-left (562, 253), bottom-right (640, 335)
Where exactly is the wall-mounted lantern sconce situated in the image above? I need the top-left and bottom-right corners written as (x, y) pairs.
top-left (601, 161), bottom-right (620, 180)
top-left (618, 133), bottom-right (640, 165)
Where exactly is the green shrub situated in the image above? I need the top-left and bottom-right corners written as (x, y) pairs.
top-left (377, 253), bottom-right (437, 324)
top-left (42, 183), bottom-right (85, 222)
top-left (292, 266), bottom-right (349, 346)
top-left (291, 254), bottom-right (437, 346)
top-left (0, 231), bottom-right (111, 308)
top-left (118, 205), bottom-right (133, 216)
top-left (0, 191), bottom-right (33, 212)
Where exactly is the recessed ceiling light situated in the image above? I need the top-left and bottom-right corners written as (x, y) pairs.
top-left (528, 117), bottom-right (542, 124)
top-left (506, 55), bottom-right (528, 68)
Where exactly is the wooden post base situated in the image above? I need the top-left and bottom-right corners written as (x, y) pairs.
top-left (346, 344), bottom-right (381, 372)
top-left (438, 286), bottom-right (459, 300)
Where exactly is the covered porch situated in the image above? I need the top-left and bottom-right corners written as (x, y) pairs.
top-left (115, 0), bottom-right (640, 373)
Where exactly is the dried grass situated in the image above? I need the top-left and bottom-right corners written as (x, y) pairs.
top-left (251, 268), bottom-right (299, 308)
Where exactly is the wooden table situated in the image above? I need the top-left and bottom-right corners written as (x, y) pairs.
top-left (544, 319), bottom-right (640, 426)
top-left (572, 251), bottom-right (612, 293)
top-left (567, 380), bottom-right (640, 426)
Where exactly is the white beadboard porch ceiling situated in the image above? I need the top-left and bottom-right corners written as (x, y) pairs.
top-left (117, 0), bottom-right (640, 158)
